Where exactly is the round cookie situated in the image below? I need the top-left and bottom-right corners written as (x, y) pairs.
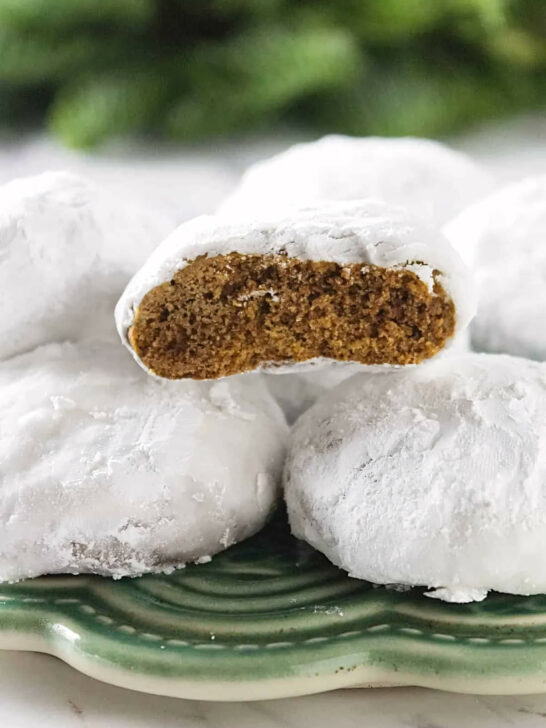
top-left (0, 171), bottom-right (172, 361)
top-left (116, 200), bottom-right (475, 381)
top-left (219, 136), bottom-right (493, 232)
top-left (0, 341), bottom-right (287, 582)
top-left (444, 175), bottom-right (546, 360)
top-left (285, 353), bottom-right (546, 602)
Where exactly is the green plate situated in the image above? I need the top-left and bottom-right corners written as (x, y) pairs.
top-left (1, 513), bottom-right (546, 700)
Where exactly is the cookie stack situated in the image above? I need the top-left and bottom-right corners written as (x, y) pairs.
top-left (2, 138), bottom-right (546, 604)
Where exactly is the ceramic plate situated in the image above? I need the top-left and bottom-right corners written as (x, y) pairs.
top-left (1, 513), bottom-right (546, 700)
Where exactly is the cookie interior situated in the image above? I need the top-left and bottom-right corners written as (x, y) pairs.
top-left (128, 252), bottom-right (455, 379)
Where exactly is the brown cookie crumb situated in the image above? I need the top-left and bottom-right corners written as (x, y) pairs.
top-left (129, 252), bottom-right (455, 379)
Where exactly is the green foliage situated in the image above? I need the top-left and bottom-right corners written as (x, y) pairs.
top-left (0, 0), bottom-right (153, 31)
top-left (49, 69), bottom-right (171, 148)
top-left (0, 0), bottom-right (543, 146)
top-left (167, 27), bottom-right (362, 139)
top-left (310, 63), bottom-right (530, 139)
top-left (329, 0), bottom-right (448, 43)
top-left (0, 27), bottom-right (127, 84)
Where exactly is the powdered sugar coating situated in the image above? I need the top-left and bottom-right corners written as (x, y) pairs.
top-left (285, 353), bottom-right (546, 602)
top-left (219, 136), bottom-right (493, 231)
top-left (116, 199), bottom-right (475, 378)
top-left (265, 363), bottom-right (365, 424)
top-left (269, 328), bottom-right (471, 424)
top-left (0, 340), bottom-right (287, 582)
top-left (0, 171), bottom-right (172, 361)
top-left (444, 175), bottom-right (546, 359)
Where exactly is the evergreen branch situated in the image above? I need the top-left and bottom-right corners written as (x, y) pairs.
top-left (0, 0), bottom-right (153, 32)
top-left (48, 69), bottom-right (172, 148)
top-left (166, 26), bottom-right (362, 139)
top-left (0, 0), bottom-right (541, 146)
top-left (0, 27), bottom-right (129, 84)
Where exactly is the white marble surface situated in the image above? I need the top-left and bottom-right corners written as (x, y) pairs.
top-left (0, 115), bottom-right (545, 725)
top-left (4, 651), bottom-right (546, 727)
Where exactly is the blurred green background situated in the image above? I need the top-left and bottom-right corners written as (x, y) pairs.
top-left (0, 0), bottom-right (544, 149)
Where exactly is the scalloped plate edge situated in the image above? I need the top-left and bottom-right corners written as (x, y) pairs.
top-left (1, 631), bottom-right (546, 700)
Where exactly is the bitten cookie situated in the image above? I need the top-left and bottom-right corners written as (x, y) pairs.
top-left (116, 200), bottom-right (475, 380)
top-left (219, 136), bottom-right (492, 232)
top-left (285, 353), bottom-right (546, 603)
top-left (444, 175), bottom-right (546, 359)
top-left (0, 170), bottom-right (172, 361)
top-left (0, 341), bottom-right (287, 582)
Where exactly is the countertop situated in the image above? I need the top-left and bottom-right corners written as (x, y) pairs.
top-left (3, 652), bottom-right (546, 727)
top-left (1, 115), bottom-right (545, 726)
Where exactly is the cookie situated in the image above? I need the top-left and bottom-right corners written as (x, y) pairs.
top-left (116, 200), bottom-right (474, 380)
top-left (285, 353), bottom-right (546, 602)
top-left (220, 136), bottom-right (492, 232)
top-left (0, 171), bottom-right (172, 360)
top-left (444, 175), bottom-right (546, 359)
top-left (0, 341), bottom-right (287, 581)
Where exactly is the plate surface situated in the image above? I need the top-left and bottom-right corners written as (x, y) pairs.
top-left (1, 514), bottom-right (546, 700)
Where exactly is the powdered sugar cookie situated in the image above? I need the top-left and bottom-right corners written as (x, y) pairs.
top-left (0, 340), bottom-right (287, 582)
top-left (116, 200), bottom-right (474, 380)
top-left (0, 171), bottom-right (172, 360)
top-left (285, 353), bottom-right (546, 602)
top-left (220, 136), bottom-right (492, 233)
top-left (444, 175), bottom-right (546, 359)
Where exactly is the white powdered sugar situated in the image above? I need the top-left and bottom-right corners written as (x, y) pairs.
top-left (0, 340), bottom-right (287, 582)
top-left (219, 135), bottom-right (493, 230)
top-left (0, 170), bottom-right (173, 361)
top-left (444, 175), bottom-right (546, 360)
top-left (116, 199), bottom-right (475, 378)
top-left (267, 326), bottom-right (471, 424)
top-left (284, 353), bottom-right (546, 602)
